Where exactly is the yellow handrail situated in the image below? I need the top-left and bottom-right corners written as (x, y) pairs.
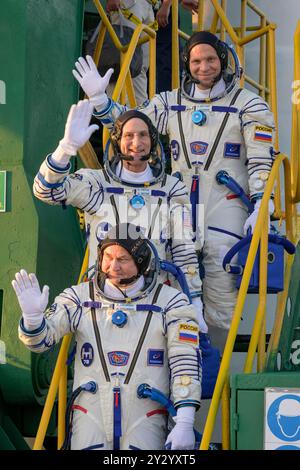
top-left (171, 0), bottom-right (180, 89)
top-left (33, 247), bottom-right (89, 450)
top-left (200, 153), bottom-right (295, 449)
top-left (291, 20), bottom-right (300, 202)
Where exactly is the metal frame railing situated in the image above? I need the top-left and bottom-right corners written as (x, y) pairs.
top-left (291, 20), bottom-right (300, 203)
top-left (200, 153), bottom-right (296, 449)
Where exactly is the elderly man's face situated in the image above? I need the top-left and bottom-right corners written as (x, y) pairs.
top-left (189, 43), bottom-right (221, 90)
top-left (120, 118), bottom-right (151, 172)
top-left (101, 244), bottom-right (138, 286)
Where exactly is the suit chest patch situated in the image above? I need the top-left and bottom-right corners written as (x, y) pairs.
top-left (108, 351), bottom-right (130, 366)
top-left (190, 141), bottom-right (208, 155)
top-left (81, 343), bottom-right (94, 367)
top-left (224, 142), bottom-right (241, 158)
top-left (147, 349), bottom-right (165, 366)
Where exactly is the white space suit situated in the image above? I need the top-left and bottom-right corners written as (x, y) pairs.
top-left (18, 279), bottom-right (201, 450)
top-left (33, 156), bottom-right (202, 297)
top-left (94, 79), bottom-right (275, 330)
top-left (106, 0), bottom-right (156, 105)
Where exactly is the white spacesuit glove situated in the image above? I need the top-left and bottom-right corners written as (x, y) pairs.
top-left (165, 407), bottom-right (196, 450)
top-left (72, 55), bottom-right (114, 111)
top-left (12, 269), bottom-right (49, 331)
top-left (51, 100), bottom-right (99, 167)
top-left (243, 198), bottom-right (274, 235)
top-left (192, 296), bottom-right (208, 333)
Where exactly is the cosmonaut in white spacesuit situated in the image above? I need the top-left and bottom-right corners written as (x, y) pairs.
top-left (13, 223), bottom-right (201, 450)
top-left (33, 100), bottom-right (207, 332)
top-left (71, 31), bottom-right (275, 351)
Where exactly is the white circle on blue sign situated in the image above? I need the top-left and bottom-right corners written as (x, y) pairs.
top-left (267, 394), bottom-right (300, 441)
top-left (130, 195), bottom-right (145, 210)
top-left (81, 342), bottom-right (94, 367)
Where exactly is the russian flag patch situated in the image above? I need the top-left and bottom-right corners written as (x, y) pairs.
top-left (178, 324), bottom-right (199, 344)
top-left (254, 125), bottom-right (273, 142)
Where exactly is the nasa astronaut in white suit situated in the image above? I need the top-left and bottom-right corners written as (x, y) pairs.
top-left (13, 223), bottom-right (201, 450)
top-left (33, 100), bottom-right (206, 332)
top-left (71, 31), bottom-right (275, 350)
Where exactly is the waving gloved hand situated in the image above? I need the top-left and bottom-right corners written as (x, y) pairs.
top-left (51, 100), bottom-right (99, 167)
top-left (243, 198), bottom-right (274, 235)
top-left (12, 269), bottom-right (49, 331)
top-left (72, 55), bottom-right (113, 110)
top-left (192, 296), bottom-right (208, 333)
top-left (165, 406), bottom-right (196, 450)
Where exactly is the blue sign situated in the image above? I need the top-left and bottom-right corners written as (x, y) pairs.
top-left (148, 349), bottom-right (164, 366)
top-left (267, 394), bottom-right (300, 442)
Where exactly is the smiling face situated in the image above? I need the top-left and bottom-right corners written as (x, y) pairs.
top-left (101, 244), bottom-right (138, 287)
top-left (120, 118), bottom-right (151, 172)
top-left (189, 43), bottom-right (221, 90)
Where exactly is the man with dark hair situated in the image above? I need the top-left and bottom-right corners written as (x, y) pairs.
top-left (13, 224), bottom-right (201, 450)
top-left (72, 31), bottom-right (275, 351)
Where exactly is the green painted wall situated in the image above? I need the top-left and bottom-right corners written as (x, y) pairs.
top-left (0, 0), bottom-right (84, 414)
top-left (230, 372), bottom-right (300, 449)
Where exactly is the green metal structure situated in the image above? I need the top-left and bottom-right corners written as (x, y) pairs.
top-left (230, 243), bottom-right (300, 450)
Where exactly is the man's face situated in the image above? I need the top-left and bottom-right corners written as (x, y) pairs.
top-left (101, 244), bottom-right (138, 286)
top-left (189, 43), bottom-right (221, 90)
top-left (120, 118), bottom-right (151, 172)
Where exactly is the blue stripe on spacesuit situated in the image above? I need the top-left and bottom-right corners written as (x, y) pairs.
top-left (171, 247), bottom-right (191, 255)
top-left (171, 363), bottom-right (199, 372)
top-left (169, 353), bottom-right (198, 361)
top-left (37, 172), bottom-right (65, 189)
top-left (171, 248), bottom-right (197, 257)
top-left (207, 226), bottom-right (243, 240)
top-left (169, 105), bottom-right (238, 113)
top-left (170, 358), bottom-right (199, 368)
top-left (190, 175), bottom-right (199, 233)
top-left (100, 118), bottom-right (111, 125)
top-left (82, 443), bottom-right (104, 450)
top-left (172, 254), bottom-right (198, 263)
top-left (47, 155), bottom-right (71, 173)
top-left (136, 304), bottom-right (162, 312)
top-left (170, 184), bottom-right (186, 196)
top-left (106, 187), bottom-right (123, 194)
top-left (94, 98), bottom-right (113, 117)
top-left (166, 295), bottom-right (188, 311)
top-left (211, 106), bottom-right (238, 113)
top-left (80, 183), bottom-right (104, 213)
top-left (113, 387), bottom-right (122, 450)
top-left (19, 318), bottom-right (46, 336)
top-left (29, 336), bottom-right (55, 350)
top-left (61, 287), bottom-right (81, 304)
top-left (242, 97), bottom-right (269, 112)
top-left (175, 399), bottom-right (200, 408)
top-left (151, 190), bottom-right (167, 197)
top-left (156, 93), bottom-right (169, 134)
